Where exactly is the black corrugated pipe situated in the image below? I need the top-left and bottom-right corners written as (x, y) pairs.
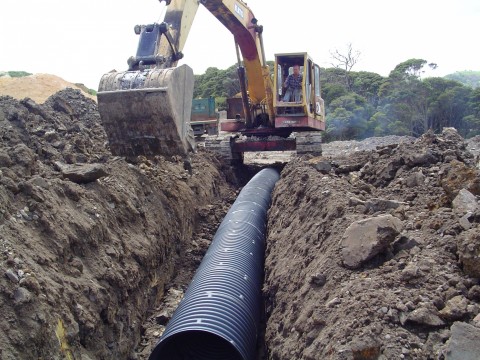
top-left (149, 168), bottom-right (280, 360)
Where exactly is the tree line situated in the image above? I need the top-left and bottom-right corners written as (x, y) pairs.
top-left (193, 59), bottom-right (480, 140)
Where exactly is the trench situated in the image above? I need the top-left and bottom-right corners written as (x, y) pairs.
top-left (135, 163), bottom-right (285, 360)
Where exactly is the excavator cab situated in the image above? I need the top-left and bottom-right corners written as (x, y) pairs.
top-left (273, 53), bottom-right (325, 131)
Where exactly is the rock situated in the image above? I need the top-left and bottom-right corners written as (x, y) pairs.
top-left (474, 313), bottom-right (480, 327)
top-left (452, 189), bottom-right (479, 215)
top-left (393, 236), bottom-right (420, 253)
top-left (326, 297), bottom-right (341, 308)
top-left (401, 264), bottom-right (421, 282)
top-left (341, 214), bottom-right (403, 269)
top-left (459, 213), bottom-right (473, 230)
top-left (406, 307), bottom-right (445, 327)
top-left (405, 149), bottom-right (439, 168)
top-left (349, 337), bottom-right (381, 360)
top-left (155, 310), bottom-right (170, 326)
top-left (29, 176), bottom-right (49, 189)
top-left (364, 198), bottom-right (406, 213)
top-left (441, 160), bottom-right (480, 200)
top-left (0, 151), bottom-right (12, 167)
top-left (468, 285), bottom-right (480, 301)
top-left (444, 321), bottom-right (480, 360)
top-left (313, 161), bottom-right (332, 174)
top-left (309, 273), bottom-right (327, 287)
top-left (13, 287), bottom-right (32, 305)
top-left (440, 295), bottom-right (470, 321)
top-left (56, 162), bottom-right (108, 184)
top-left (457, 229), bottom-right (480, 278)
top-left (5, 268), bottom-right (19, 283)
top-left (405, 171), bottom-right (425, 187)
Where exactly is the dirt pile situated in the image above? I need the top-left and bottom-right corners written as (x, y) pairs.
top-left (0, 89), bottom-right (237, 359)
top-left (0, 74), bottom-right (96, 104)
top-left (263, 128), bottom-right (480, 359)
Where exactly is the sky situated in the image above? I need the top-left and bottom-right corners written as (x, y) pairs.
top-left (1, 0), bottom-right (479, 90)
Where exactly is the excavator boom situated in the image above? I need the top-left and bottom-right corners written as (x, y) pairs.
top-left (97, 0), bottom-right (274, 158)
top-left (97, 0), bottom-right (324, 160)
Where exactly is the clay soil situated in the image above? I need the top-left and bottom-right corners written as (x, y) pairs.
top-left (0, 89), bottom-right (240, 359)
top-left (264, 130), bottom-right (480, 359)
top-left (2, 86), bottom-right (480, 360)
top-left (0, 74), bottom-right (96, 104)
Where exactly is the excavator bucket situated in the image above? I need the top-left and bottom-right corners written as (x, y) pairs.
top-left (97, 64), bottom-right (195, 158)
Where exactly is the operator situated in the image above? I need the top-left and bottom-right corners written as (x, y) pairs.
top-left (282, 64), bottom-right (302, 102)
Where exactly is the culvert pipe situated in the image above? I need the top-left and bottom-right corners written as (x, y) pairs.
top-left (149, 167), bottom-right (280, 360)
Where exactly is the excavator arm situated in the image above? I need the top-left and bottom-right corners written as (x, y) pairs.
top-left (97, 0), bottom-right (274, 158)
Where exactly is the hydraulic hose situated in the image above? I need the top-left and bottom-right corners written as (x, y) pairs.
top-left (149, 167), bottom-right (280, 360)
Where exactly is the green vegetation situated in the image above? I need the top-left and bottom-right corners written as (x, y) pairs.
top-left (445, 71), bottom-right (480, 89)
top-left (74, 83), bottom-right (97, 96)
top-left (0, 71), bottom-right (32, 78)
top-left (194, 59), bottom-right (480, 140)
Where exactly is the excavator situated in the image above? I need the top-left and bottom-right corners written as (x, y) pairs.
top-left (97, 0), bottom-right (325, 163)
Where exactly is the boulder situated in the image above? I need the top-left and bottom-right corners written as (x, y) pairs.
top-left (452, 189), bottom-right (478, 215)
top-left (440, 295), bottom-right (470, 321)
top-left (441, 160), bottom-right (480, 200)
top-left (457, 229), bottom-right (480, 278)
top-left (55, 162), bottom-right (108, 184)
top-left (444, 322), bottom-right (480, 360)
top-left (341, 214), bottom-right (403, 269)
top-left (405, 171), bottom-right (426, 187)
top-left (406, 307), bottom-right (445, 327)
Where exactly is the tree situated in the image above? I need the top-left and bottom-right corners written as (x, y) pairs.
top-left (330, 43), bottom-right (361, 90)
top-left (445, 71), bottom-right (480, 89)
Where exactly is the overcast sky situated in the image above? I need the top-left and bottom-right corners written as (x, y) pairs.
top-left (1, 0), bottom-right (479, 89)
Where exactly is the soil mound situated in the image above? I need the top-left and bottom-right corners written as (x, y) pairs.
top-left (0, 74), bottom-right (96, 104)
top-left (264, 128), bottom-right (480, 359)
top-left (0, 89), bottom-right (235, 359)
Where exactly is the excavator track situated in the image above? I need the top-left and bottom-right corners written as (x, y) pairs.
top-left (295, 131), bottom-right (323, 156)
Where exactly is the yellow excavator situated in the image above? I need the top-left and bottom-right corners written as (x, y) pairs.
top-left (97, 0), bottom-right (325, 162)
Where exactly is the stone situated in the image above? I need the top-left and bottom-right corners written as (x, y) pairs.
top-left (155, 311), bottom-right (170, 326)
top-left (326, 297), bottom-right (341, 308)
top-left (5, 269), bottom-right (19, 283)
top-left (393, 236), bottom-right (420, 253)
top-left (440, 295), bottom-right (470, 321)
top-left (444, 321), bottom-right (480, 360)
top-left (406, 171), bottom-right (426, 187)
top-left (401, 264), bottom-right (421, 282)
top-left (364, 198), bottom-right (406, 213)
top-left (341, 215), bottom-right (403, 269)
top-left (457, 229), bottom-right (480, 278)
top-left (13, 287), bottom-right (32, 305)
top-left (314, 161), bottom-right (332, 174)
top-left (309, 273), bottom-right (327, 287)
top-left (55, 162), bottom-right (109, 184)
top-left (467, 285), bottom-right (480, 301)
top-left (441, 160), bottom-right (480, 200)
top-left (459, 213), bottom-right (473, 230)
top-left (349, 337), bottom-right (381, 360)
top-left (406, 307), bottom-right (445, 327)
top-left (405, 149), bottom-right (439, 168)
top-left (452, 189), bottom-right (479, 215)
top-left (473, 313), bottom-right (480, 327)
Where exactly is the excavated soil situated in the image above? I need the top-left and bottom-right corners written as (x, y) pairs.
top-left (2, 84), bottom-right (480, 360)
top-left (0, 74), bottom-right (96, 104)
top-left (0, 89), bottom-right (239, 359)
top-left (264, 129), bottom-right (480, 359)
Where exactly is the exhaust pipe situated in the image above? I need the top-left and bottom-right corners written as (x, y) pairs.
top-left (149, 168), bottom-right (280, 360)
